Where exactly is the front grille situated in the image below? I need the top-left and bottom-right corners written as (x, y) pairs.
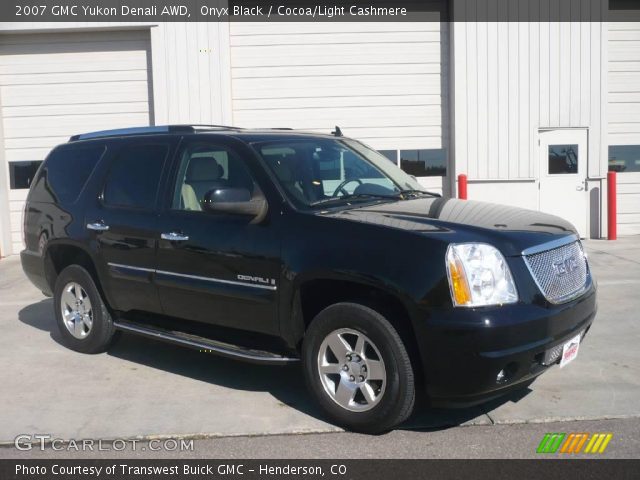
top-left (524, 240), bottom-right (588, 304)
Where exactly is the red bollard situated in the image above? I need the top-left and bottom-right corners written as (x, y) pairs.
top-left (608, 171), bottom-right (617, 240)
top-left (458, 174), bottom-right (468, 200)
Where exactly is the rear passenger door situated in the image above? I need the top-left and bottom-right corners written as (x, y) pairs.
top-left (85, 139), bottom-right (177, 314)
top-left (154, 139), bottom-right (281, 336)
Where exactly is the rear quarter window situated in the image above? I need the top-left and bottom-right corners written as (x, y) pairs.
top-left (30, 144), bottom-right (106, 204)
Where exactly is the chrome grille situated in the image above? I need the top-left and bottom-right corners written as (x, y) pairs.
top-left (524, 240), bottom-right (588, 304)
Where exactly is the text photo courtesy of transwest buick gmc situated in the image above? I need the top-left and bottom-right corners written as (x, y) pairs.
top-left (21, 125), bottom-right (596, 433)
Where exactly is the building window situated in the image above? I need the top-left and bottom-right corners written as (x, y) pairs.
top-left (609, 145), bottom-right (640, 173)
top-left (378, 150), bottom-right (398, 165)
top-left (400, 149), bottom-right (447, 177)
top-left (9, 161), bottom-right (42, 189)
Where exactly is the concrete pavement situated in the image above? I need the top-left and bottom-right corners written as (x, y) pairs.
top-left (0, 237), bottom-right (638, 449)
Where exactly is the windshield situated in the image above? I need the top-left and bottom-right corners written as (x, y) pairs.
top-left (254, 137), bottom-right (432, 208)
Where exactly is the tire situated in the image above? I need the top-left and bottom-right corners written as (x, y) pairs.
top-left (302, 302), bottom-right (415, 434)
top-left (53, 265), bottom-right (116, 354)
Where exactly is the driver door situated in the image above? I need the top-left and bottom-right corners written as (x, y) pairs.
top-left (155, 139), bottom-right (281, 335)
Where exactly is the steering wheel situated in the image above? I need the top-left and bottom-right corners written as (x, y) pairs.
top-left (332, 178), bottom-right (363, 197)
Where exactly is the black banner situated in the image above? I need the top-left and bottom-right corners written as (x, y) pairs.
top-left (2, 0), bottom-right (640, 23)
top-left (1, 459), bottom-right (640, 480)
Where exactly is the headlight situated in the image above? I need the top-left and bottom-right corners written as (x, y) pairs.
top-left (446, 243), bottom-right (518, 307)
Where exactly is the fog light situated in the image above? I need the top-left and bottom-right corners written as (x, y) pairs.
top-left (496, 362), bottom-right (518, 384)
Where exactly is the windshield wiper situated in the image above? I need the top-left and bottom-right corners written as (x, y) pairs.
top-left (397, 189), bottom-right (441, 198)
top-left (310, 193), bottom-right (398, 207)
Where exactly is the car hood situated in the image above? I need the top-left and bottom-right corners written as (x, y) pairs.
top-left (321, 197), bottom-right (578, 256)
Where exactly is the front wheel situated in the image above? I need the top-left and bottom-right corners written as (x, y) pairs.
top-left (302, 303), bottom-right (415, 433)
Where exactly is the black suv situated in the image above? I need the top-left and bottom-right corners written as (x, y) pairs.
top-left (21, 125), bottom-right (596, 433)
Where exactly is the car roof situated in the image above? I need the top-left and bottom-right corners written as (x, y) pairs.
top-left (68, 125), bottom-right (342, 143)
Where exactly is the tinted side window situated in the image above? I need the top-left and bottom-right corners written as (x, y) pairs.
top-left (31, 145), bottom-right (105, 203)
top-left (103, 144), bottom-right (168, 210)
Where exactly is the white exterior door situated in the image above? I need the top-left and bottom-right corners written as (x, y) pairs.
top-left (538, 129), bottom-right (588, 238)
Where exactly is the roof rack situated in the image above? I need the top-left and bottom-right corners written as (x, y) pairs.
top-left (68, 124), bottom-right (243, 142)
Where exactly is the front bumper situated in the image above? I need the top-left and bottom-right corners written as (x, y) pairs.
top-left (420, 283), bottom-right (597, 407)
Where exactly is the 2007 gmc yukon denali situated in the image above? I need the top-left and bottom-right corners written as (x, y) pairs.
top-left (21, 125), bottom-right (596, 433)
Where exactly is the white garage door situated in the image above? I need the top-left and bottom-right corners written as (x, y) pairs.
top-left (609, 21), bottom-right (640, 236)
top-left (229, 21), bottom-right (449, 194)
top-left (0, 29), bottom-right (152, 255)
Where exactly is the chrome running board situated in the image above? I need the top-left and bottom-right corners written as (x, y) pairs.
top-left (114, 320), bottom-right (299, 365)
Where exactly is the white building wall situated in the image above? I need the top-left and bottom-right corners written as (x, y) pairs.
top-left (451, 0), bottom-right (609, 236)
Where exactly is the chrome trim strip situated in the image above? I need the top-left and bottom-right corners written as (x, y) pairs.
top-left (107, 263), bottom-right (277, 291)
top-left (114, 322), bottom-right (298, 364)
top-left (521, 234), bottom-right (579, 256)
top-left (107, 262), bottom-right (155, 273)
top-left (155, 269), bottom-right (277, 291)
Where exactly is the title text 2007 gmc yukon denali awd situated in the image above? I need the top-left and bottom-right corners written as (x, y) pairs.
top-left (21, 125), bottom-right (596, 433)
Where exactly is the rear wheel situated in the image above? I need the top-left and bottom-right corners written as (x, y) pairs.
top-left (303, 302), bottom-right (415, 433)
top-left (54, 265), bottom-right (116, 354)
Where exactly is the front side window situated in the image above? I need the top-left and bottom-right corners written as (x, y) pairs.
top-left (103, 144), bottom-right (168, 209)
top-left (256, 138), bottom-right (428, 208)
top-left (172, 143), bottom-right (256, 211)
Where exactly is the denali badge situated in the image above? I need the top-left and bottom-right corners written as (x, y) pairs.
top-left (237, 274), bottom-right (276, 286)
top-left (552, 256), bottom-right (579, 276)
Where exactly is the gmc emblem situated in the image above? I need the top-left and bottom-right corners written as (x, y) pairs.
top-left (552, 256), bottom-right (579, 276)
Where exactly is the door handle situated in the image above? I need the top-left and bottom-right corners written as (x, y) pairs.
top-left (86, 222), bottom-right (109, 232)
top-left (576, 179), bottom-right (588, 192)
top-left (161, 232), bottom-right (189, 241)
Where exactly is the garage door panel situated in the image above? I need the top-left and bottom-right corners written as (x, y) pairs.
top-left (230, 31), bottom-right (442, 46)
top-left (608, 103), bottom-right (640, 123)
top-left (1, 101), bottom-right (150, 119)
top-left (235, 105), bottom-right (442, 128)
top-left (0, 39), bottom-right (150, 58)
top-left (233, 75), bottom-right (441, 99)
top-left (230, 22), bottom-right (441, 36)
top-left (232, 63), bottom-right (441, 79)
top-left (232, 44), bottom-right (441, 68)
top-left (234, 94), bottom-right (442, 111)
top-left (1, 82), bottom-right (149, 107)
top-left (0, 56), bottom-right (147, 76)
top-left (5, 112), bottom-right (151, 139)
top-left (0, 69), bottom-right (148, 86)
top-left (0, 30), bottom-right (152, 255)
top-left (609, 72), bottom-right (640, 92)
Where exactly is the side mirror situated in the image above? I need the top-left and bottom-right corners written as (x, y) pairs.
top-left (203, 187), bottom-right (268, 223)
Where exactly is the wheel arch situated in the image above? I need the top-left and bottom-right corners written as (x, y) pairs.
top-left (290, 275), bottom-right (424, 385)
top-left (44, 241), bottom-right (108, 305)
